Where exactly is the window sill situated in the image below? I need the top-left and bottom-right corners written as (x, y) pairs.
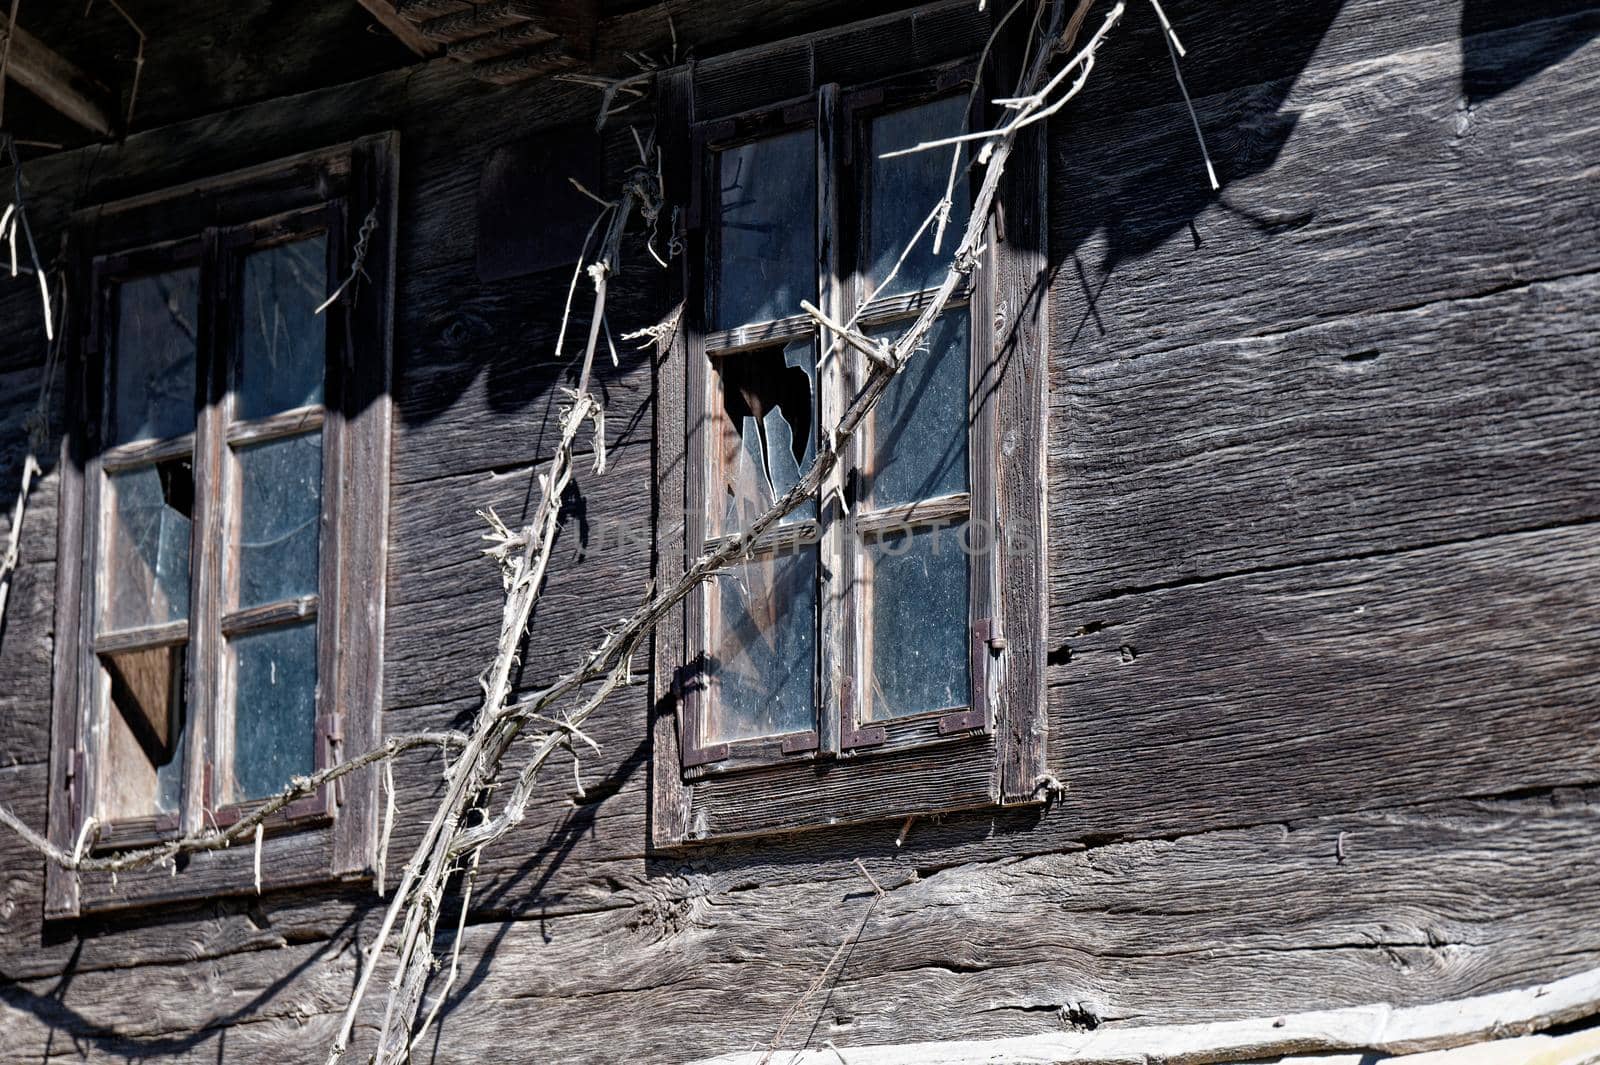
top-left (57, 815), bottom-right (361, 918)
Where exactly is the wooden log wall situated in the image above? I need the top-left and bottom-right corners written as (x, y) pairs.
top-left (2, 0), bottom-right (1599, 1061)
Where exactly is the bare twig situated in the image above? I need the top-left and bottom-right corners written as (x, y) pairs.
top-left (1149, 0), bottom-right (1219, 190)
top-left (0, 731), bottom-right (468, 874)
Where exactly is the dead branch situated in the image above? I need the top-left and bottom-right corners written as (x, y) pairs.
top-left (0, 730), bottom-right (468, 874)
top-left (328, 141), bottom-right (662, 1065)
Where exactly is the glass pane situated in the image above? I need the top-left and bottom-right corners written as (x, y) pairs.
top-left (112, 268), bottom-right (200, 445)
top-left (230, 621), bottom-right (318, 802)
top-left (715, 129), bottom-right (815, 329)
top-left (864, 523), bottom-right (969, 720)
top-left (235, 431), bottom-right (323, 609)
top-left (712, 338), bottom-right (816, 535)
top-left (237, 235), bottom-right (327, 420)
top-left (100, 643), bottom-right (187, 819)
top-left (866, 309), bottom-right (969, 507)
top-left (867, 96), bottom-right (971, 299)
top-left (705, 548), bottom-right (816, 744)
top-left (104, 459), bottom-right (193, 631)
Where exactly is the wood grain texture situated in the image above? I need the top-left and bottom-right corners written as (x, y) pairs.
top-left (1049, 9), bottom-right (1600, 369)
top-left (1048, 523), bottom-right (1600, 841)
top-left (1051, 271), bottom-right (1600, 602)
top-left (383, 442), bottom-right (655, 710)
top-left (0, 24), bottom-right (115, 135)
top-left (370, 789), bottom-right (1600, 1064)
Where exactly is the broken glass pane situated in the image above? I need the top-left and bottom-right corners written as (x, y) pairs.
top-left (113, 268), bottom-right (200, 445)
top-left (866, 309), bottom-right (969, 507)
top-left (705, 548), bottom-right (816, 744)
top-left (713, 338), bottom-right (816, 534)
top-left (104, 459), bottom-right (193, 631)
top-left (867, 96), bottom-right (971, 300)
top-left (230, 620), bottom-right (318, 802)
top-left (100, 642), bottom-right (187, 819)
top-left (864, 523), bottom-right (969, 720)
top-left (715, 129), bottom-right (815, 329)
top-left (236, 236), bottom-right (328, 420)
top-left (235, 431), bottom-right (322, 609)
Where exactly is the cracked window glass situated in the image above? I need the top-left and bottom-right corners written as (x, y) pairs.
top-left (235, 431), bottom-right (323, 610)
top-left (712, 338), bottom-right (817, 536)
top-left (237, 236), bottom-right (327, 420)
top-left (714, 129), bottom-right (815, 329)
top-left (113, 269), bottom-right (199, 445)
top-left (867, 96), bottom-right (971, 300)
top-left (104, 459), bottom-right (194, 631)
top-left (864, 522), bottom-right (969, 720)
top-left (706, 548), bottom-right (817, 743)
top-left (865, 308), bottom-right (969, 507)
top-left (230, 620), bottom-right (318, 801)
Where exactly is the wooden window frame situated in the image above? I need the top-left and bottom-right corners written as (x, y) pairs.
top-left (651, 12), bottom-right (1048, 847)
top-left (45, 135), bottom-right (398, 917)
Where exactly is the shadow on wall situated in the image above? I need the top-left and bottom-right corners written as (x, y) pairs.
top-left (1462, 0), bottom-right (1600, 103)
top-left (1049, 0), bottom-right (1598, 303)
top-left (0, 902), bottom-right (364, 1060)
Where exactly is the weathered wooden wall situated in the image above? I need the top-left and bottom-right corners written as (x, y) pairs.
top-left (2, 0), bottom-right (1599, 1062)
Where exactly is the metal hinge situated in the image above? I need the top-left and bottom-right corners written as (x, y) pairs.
top-left (840, 677), bottom-right (886, 751)
top-left (939, 617), bottom-right (998, 735)
top-left (319, 714), bottom-right (345, 804)
top-left (66, 746), bottom-right (86, 821)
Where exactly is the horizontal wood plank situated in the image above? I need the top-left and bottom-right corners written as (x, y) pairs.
top-left (1049, 10), bottom-right (1600, 367)
top-left (1051, 271), bottom-right (1600, 601)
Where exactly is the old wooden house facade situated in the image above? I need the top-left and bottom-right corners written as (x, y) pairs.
top-left (1, 0), bottom-right (1598, 1062)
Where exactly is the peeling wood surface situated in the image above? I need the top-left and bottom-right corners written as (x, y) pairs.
top-left (0, 0), bottom-right (1599, 1062)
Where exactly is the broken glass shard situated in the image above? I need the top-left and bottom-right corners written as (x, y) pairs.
top-left (705, 548), bottom-right (817, 743)
top-left (100, 642), bottom-right (187, 819)
top-left (237, 235), bottom-right (328, 420)
top-left (104, 459), bottom-right (193, 631)
top-left (714, 338), bottom-right (816, 534)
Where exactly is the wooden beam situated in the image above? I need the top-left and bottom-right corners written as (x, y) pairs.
top-left (356, 0), bottom-right (442, 58)
top-left (690, 966), bottom-right (1600, 1065)
top-left (0, 25), bottom-right (114, 136)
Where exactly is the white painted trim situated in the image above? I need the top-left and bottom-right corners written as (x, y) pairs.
top-left (690, 966), bottom-right (1600, 1065)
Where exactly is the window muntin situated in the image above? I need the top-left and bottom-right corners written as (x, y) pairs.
top-left (683, 89), bottom-right (983, 769)
top-left (86, 219), bottom-right (338, 844)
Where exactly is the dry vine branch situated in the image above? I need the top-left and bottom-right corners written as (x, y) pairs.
top-left (332, 145), bottom-right (663, 1065)
top-left (0, 731), bottom-right (468, 874)
top-left (0, 138), bottom-right (61, 631)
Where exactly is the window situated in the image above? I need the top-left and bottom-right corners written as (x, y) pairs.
top-left (651, 13), bottom-right (1048, 846)
top-left (45, 136), bottom-right (397, 916)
